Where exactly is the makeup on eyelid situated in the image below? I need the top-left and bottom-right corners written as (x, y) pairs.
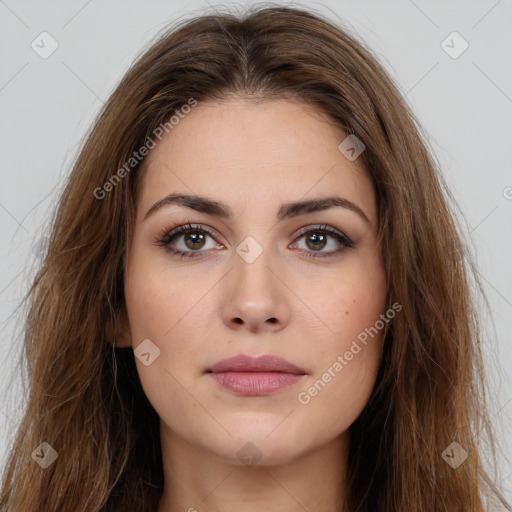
top-left (153, 221), bottom-right (355, 259)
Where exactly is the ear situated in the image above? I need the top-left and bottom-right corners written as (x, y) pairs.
top-left (106, 305), bottom-right (133, 348)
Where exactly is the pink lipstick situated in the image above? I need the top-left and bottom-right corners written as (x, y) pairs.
top-left (206, 354), bottom-right (306, 396)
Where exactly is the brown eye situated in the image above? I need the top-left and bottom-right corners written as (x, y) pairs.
top-left (184, 231), bottom-right (207, 250)
top-left (291, 225), bottom-right (354, 259)
top-left (155, 223), bottom-right (222, 259)
top-left (305, 232), bottom-right (328, 251)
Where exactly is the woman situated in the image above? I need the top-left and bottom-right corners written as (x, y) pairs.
top-left (1, 5), bottom-right (510, 511)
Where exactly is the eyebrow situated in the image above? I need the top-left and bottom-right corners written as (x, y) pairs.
top-left (143, 192), bottom-right (371, 226)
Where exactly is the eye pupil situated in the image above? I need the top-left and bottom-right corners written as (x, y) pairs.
top-left (160, 224), bottom-right (349, 259)
top-left (306, 232), bottom-right (327, 250)
top-left (185, 231), bottom-right (205, 249)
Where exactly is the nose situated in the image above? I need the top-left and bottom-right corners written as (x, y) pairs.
top-left (221, 245), bottom-right (291, 333)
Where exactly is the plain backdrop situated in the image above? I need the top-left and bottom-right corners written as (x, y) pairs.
top-left (0, 0), bottom-right (511, 503)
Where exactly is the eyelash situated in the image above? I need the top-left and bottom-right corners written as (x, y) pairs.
top-left (154, 222), bottom-right (354, 260)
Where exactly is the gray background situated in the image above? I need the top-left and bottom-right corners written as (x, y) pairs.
top-left (1, 0), bottom-right (511, 502)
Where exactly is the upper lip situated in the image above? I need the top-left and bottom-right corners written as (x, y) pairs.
top-left (206, 354), bottom-right (306, 374)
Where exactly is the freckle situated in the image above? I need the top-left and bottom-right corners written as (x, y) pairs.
top-left (345, 311), bottom-right (349, 315)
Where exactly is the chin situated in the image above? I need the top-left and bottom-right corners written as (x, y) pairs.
top-left (200, 426), bottom-right (310, 467)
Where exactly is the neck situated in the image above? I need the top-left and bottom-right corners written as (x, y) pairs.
top-left (156, 422), bottom-right (350, 512)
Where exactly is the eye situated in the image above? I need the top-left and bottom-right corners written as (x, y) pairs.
top-left (154, 222), bottom-right (222, 259)
top-left (154, 222), bottom-right (354, 260)
top-left (290, 225), bottom-right (354, 258)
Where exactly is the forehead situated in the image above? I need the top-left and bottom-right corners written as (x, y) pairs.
top-left (136, 97), bottom-right (376, 224)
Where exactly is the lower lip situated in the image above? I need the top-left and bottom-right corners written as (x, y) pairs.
top-left (208, 371), bottom-right (304, 396)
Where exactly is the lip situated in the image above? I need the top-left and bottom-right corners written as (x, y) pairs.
top-left (206, 354), bottom-right (307, 396)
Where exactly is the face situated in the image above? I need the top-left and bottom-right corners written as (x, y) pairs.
top-left (116, 97), bottom-right (387, 466)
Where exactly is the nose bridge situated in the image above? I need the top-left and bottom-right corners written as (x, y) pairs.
top-left (222, 232), bottom-right (289, 331)
top-left (232, 233), bottom-right (276, 297)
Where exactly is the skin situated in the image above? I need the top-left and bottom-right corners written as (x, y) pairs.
top-left (114, 97), bottom-right (387, 512)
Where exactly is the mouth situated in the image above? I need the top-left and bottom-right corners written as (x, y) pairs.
top-left (205, 354), bottom-right (307, 396)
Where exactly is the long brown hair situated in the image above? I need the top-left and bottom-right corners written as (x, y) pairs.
top-left (1, 5), bottom-right (510, 511)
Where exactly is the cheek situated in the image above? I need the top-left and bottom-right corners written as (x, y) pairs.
top-left (294, 259), bottom-right (386, 427)
top-left (296, 317), bottom-right (384, 437)
top-left (124, 270), bottom-right (207, 381)
top-left (123, 253), bottom-right (214, 417)
top-left (306, 259), bottom-right (387, 346)
top-left (124, 245), bottom-right (208, 342)
top-left (125, 278), bottom-right (202, 432)
top-left (301, 346), bottom-right (381, 437)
